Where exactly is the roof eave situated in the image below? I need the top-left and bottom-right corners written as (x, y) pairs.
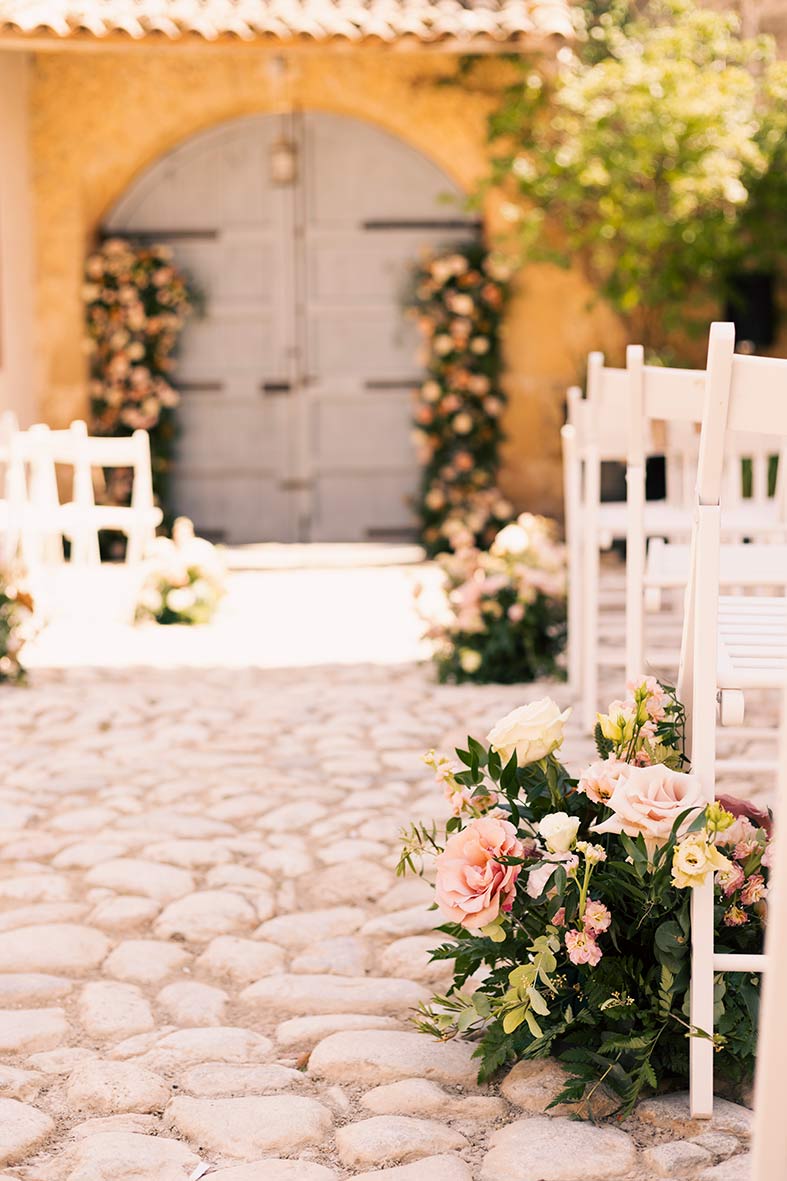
top-left (0, 27), bottom-right (569, 54)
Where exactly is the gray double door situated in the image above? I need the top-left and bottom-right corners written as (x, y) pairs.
top-left (106, 111), bottom-right (474, 543)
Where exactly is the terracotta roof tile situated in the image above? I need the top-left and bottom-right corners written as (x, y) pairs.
top-left (0, 0), bottom-right (573, 44)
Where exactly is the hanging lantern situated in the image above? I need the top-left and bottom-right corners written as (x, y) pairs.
top-left (270, 135), bottom-right (297, 186)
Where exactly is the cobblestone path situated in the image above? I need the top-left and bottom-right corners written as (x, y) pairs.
top-left (0, 565), bottom-right (756, 1180)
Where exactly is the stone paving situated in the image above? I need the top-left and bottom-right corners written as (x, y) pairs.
top-left (0, 559), bottom-right (764, 1180)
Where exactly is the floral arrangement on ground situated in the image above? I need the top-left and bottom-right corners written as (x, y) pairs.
top-left (0, 571), bottom-right (33, 685)
top-left (421, 512), bottom-right (566, 683)
top-left (407, 242), bottom-right (513, 557)
top-left (136, 518), bottom-right (225, 626)
top-left (400, 681), bottom-right (770, 1114)
top-left (84, 238), bottom-right (196, 515)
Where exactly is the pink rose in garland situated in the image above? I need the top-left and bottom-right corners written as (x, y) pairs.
top-left (435, 816), bottom-right (524, 930)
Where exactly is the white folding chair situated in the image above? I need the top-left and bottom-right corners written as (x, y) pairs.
top-left (68, 430), bottom-right (162, 565)
top-left (674, 323), bottom-right (787, 1120)
top-left (4, 422), bottom-right (72, 567)
top-left (4, 423), bottom-right (161, 568)
top-left (568, 355), bottom-right (701, 730)
top-left (0, 411), bottom-right (20, 561)
top-left (625, 347), bottom-right (787, 693)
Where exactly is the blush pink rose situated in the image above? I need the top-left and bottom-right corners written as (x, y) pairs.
top-left (591, 764), bottom-right (705, 856)
top-left (435, 816), bottom-right (523, 930)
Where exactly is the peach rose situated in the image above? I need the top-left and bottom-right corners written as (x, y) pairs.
top-left (435, 816), bottom-right (524, 930)
top-left (577, 757), bottom-right (628, 806)
top-left (591, 764), bottom-right (706, 855)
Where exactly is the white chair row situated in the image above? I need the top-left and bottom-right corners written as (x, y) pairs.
top-left (671, 325), bottom-right (786, 1148)
top-left (564, 323), bottom-right (787, 1147)
top-left (563, 351), bottom-right (787, 731)
top-left (0, 418), bottom-right (162, 569)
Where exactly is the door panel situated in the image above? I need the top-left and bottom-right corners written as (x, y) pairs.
top-left (107, 116), bottom-right (298, 542)
top-left (106, 111), bottom-right (475, 542)
top-left (301, 112), bottom-right (473, 542)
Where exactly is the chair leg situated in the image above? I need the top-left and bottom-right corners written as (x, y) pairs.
top-left (625, 463), bottom-right (646, 683)
top-left (581, 453), bottom-right (601, 732)
top-left (561, 428), bottom-right (582, 695)
top-left (690, 881), bottom-right (715, 1118)
top-left (751, 684), bottom-right (787, 1176)
top-left (686, 506), bottom-right (722, 1119)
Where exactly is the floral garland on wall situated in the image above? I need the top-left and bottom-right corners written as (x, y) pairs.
top-left (83, 238), bottom-right (195, 515)
top-left (407, 242), bottom-right (513, 558)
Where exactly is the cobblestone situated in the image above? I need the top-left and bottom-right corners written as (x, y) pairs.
top-left (1, 562), bottom-right (764, 1177)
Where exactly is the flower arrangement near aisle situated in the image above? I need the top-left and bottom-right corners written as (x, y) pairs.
top-left (0, 571), bottom-right (34, 684)
top-left (422, 513), bottom-right (566, 684)
top-left (136, 518), bottom-right (225, 626)
top-left (83, 238), bottom-right (196, 513)
top-left (400, 679), bottom-right (770, 1113)
top-left (407, 243), bottom-right (512, 557)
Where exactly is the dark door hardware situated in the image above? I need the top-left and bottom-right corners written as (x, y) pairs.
top-left (365, 379), bottom-right (420, 392)
top-left (361, 218), bottom-right (482, 232)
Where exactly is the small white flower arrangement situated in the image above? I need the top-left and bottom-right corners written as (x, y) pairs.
top-left (421, 512), bottom-right (567, 683)
top-left (0, 570), bottom-right (33, 684)
top-left (135, 518), bottom-right (225, 626)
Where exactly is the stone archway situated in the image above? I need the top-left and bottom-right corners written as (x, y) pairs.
top-left (104, 110), bottom-right (476, 542)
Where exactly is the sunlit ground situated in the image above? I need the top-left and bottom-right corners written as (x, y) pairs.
top-left (24, 545), bottom-right (448, 670)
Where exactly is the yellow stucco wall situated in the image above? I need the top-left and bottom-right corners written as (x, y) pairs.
top-left (29, 45), bottom-right (624, 517)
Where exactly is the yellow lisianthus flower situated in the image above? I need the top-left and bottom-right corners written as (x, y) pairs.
top-left (596, 704), bottom-right (636, 745)
top-left (671, 832), bottom-right (732, 890)
top-left (705, 802), bottom-right (735, 834)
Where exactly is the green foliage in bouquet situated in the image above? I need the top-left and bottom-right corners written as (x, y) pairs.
top-left (406, 242), bottom-right (513, 557)
top-left (135, 518), bottom-right (225, 627)
top-left (84, 238), bottom-right (196, 517)
top-left (424, 513), bottom-right (566, 684)
top-left (0, 573), bottom-right (33, 685)
top-left (400, 682), bottom-right (770, 1114)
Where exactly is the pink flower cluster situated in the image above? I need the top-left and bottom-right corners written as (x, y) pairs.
top-left (565, 898), bottom-right (611, 966)
top-left (715, 795), bottom-right (771, 927)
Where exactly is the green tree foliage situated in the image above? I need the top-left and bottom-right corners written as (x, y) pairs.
top-left (488, 0), bottom-right (787, 347)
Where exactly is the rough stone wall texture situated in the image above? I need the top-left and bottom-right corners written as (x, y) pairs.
top-left (29, 46), bottom-right (623, 519)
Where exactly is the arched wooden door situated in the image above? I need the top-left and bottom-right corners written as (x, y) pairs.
top-left (106, 112), bottom-right (475, 543)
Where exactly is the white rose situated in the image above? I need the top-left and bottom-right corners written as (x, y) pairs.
top-left (592, 764), bottom-right (706, 856)
top-left (166, 586), bottom-right (196, 613)
top-left (538, 812), bottom-right (580, 854)
top-left (491, 522), bottom-right (530, 556)
top-left (487, 698), bottom-right (571, 766)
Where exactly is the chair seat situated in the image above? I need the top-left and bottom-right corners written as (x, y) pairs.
top-left (58, 503), bottom-right (163, 535)
top-left (717, 595), bottom-right (787, 690)
top-left (599, 499), bottom-right (786, 546)
top-left (647, 541), bottom-right (787, 590)
top-left (597, 500), bottom-right (690, 544)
